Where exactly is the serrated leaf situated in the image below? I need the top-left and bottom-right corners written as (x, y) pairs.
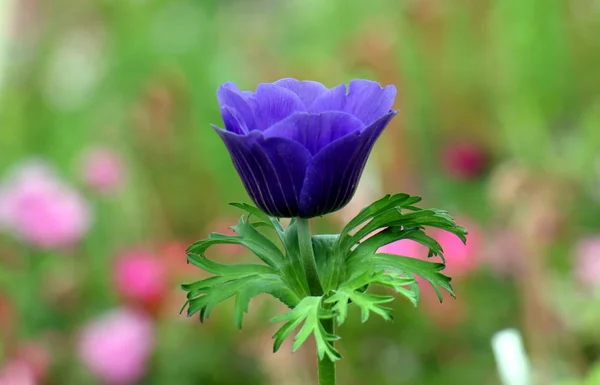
top-left (349, 227), bottom-right (446, 263)
top-left (187, 217), bottom-right (285, 268)
top-left (373, 271), bottom-right (418, 307)
top-left (326, 289), bottom-right (394, 325)
top-left (233, 276), bottom-right (300, 328)
top-left (183, 273), bottom-right (300, 328)
top-left (343, 205), bottom-right (467, 254)
top-left (362, 253), bottom-right (455, 301)
top-left (340, 194), bottom-right (422, 241)
top-left (271, 296), bottom-right (341, 361)
top-left (229, 202), bottom-right (280, 230)
top-left (187, 252), bottom-right (276, 276)
top-left (325, 266), bottom-right (412, 325)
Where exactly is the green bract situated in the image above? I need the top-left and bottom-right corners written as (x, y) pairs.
top-left (181, 193), bottom-right (467, 360)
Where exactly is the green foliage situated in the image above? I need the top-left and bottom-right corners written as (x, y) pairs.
top-left (183, 193), bottom-right (467, 360)
top-left (271, 296), bottom-right (341, 362)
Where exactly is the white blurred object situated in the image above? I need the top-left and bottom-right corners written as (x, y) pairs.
top-left (42, 29), bottom-right (105, 110)
top-left (0, 0), bottom-right (15, 93)
top-left (492, 329), bottom-right (532, 385)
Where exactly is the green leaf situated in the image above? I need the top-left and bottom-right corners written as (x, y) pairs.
top-left (326, 289), bottom-right (394, 324)
top-left (229, 202), bottom-right (286, 237)
top-left (342, 203), bottom-right (467, 259)
top-left (358, 253), bottom-right (455, 302)
top-left (347, 209), bottom-right (462, 249)
top-left (229, 202), bottom-right (281, 229)
top-left (187, 252), bottom-right (276, 276)
top-left (372, 271), bottom-right (419, 307)
top-left (348, 227), bottom-right (446, 263)
top-left (311, 234), bottom-right (343, 294)
top-left (183, 273), bottom-right (300, 328)
top-left (187, 216), bottom-right (285, 269)
top-left (325, 266), bottom-right (416, 325)
top-left (271, 296), bottom-right (341, 361)
top-left (340, 193), bottom-right (422, 241)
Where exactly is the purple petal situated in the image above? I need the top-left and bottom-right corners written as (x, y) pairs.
top-left (332, 111), bottom-right (398, 211)
top-left (273, 78), bottom-right (329, 108)
top-left (217, 82), bottom-right (256, 130)
top-left (344, 80), bottom-right (396, 125)
top-left (309, 80), bottom-right (397, 126)
top-left (257, 136), bottom-right (312, 215)
top-left (249, 84), bottom-right (306, 131)
top-left (220, 106), bottom-right (248, 135)
top-left (213, 127), bottom-right (311, 217)
top-left (307, 84), bottom-right (346, 114)
top-left (263, 111), bottom-right (365, 155)
top-left (298, 111), bottom-right (397, 218)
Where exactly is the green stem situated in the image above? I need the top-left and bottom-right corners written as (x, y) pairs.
top-left (296, 218), bottom-right (323, 296)
top-left (296, 218), bottom-right (336, 385)
top-left (318, 318), bottom-right (336, 385)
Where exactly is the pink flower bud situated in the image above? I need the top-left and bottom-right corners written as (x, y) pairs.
top-left (80, 147), bottom-right (125, 194)
top-left (0, 160), bottom-right (91, 249)
top-left (78, 308), bottom-right (154, 385)
top-left (442, 141), bottom-right (488, 180)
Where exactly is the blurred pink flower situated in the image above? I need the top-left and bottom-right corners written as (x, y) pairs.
top-left (0, 160), bottom-right (91, 249)
top-left (442, 141), bottom-right (488, 180)
top-left (574, 236), bottom-right (600, 291)
top-left (0, 359), bottom-right (37, 385)
top-left (78, 308), bottom-right (154, 385)
top-left (12, 341), bottom-right (50, 383)
top-left (378, 238), bottom-right (428, 259)
top-left (377, 219), bottom-right (482, 278)
top-left (80, 147), bottom-right (125, 193)
top-left (114, 249), bottom-right (167, 307)
top-left (376, 220), bottom-right (482, 328)
top-left (431, 222), bottom-right (481, 278)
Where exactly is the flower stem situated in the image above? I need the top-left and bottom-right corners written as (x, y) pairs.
top-left (296, 218), bottom-right (323, 296)
top-left (296, 218), bottom-right (335, 385)
top-left (318, 318), bottom-right (336, 385)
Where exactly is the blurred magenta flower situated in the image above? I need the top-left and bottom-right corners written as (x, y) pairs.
top-left (78, 308), bottom-right (154, 384)
top-left (574, 236), bottom-right (600, 291)
top-left (114, 249), bottom-right (167, 307)
top-left (377, 221), bottom-right (480, 328)
top-left (431, 222), bottom-right (481, 278)
top-left (378, 218), bottom-right (481, 277)
top-left (80, 147), bottom-right (125, 193)
top-left (214, 78), bottom-right (397, 218)
top-left (0, 359), bottom-right (37, 385)
top-left (378, 238), bottom-right (428, 260)
top-left (0, 160), bottom-right (91, 249)
top-left (442, 141), bottom-right (487, 180)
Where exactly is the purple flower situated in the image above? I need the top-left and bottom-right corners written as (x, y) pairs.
top-left (214, 78), bottom-right (397, 218)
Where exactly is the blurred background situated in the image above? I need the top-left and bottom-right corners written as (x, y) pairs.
top-left (1, 0), bottom-right (600, 384)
